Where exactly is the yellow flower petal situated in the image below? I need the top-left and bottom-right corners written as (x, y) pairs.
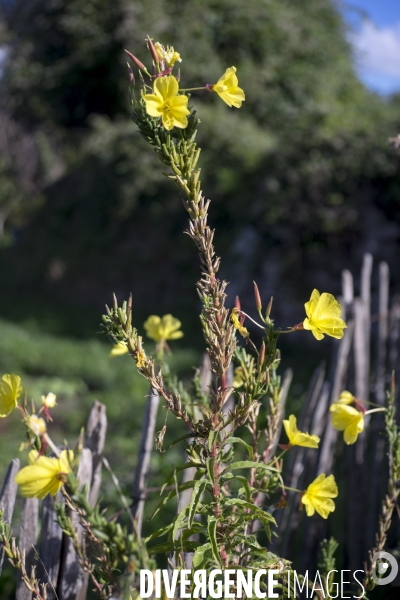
top-left (143, 314), bottom-right (183, 342)
top-left (41, 393), bottom-right (57, 408)
top-left (110, 342), bottom-right (129, 357)
top-left (283, 415), bottom-right (320, 448)
top-left (330, 403), bottom-right (364, 444)
top-left (231, 308), bottom-right (249, 338)
top-left (338, 390), bottom-right (354, 405)
top-left (213, 67), bottom-right (245, 108)
top-left (233, 367), bottom-right (244, 389)
top-left (303, 290), bottom-right (347, 340)
top-left (143, 76), bottom-right (189, 130)
top-left (27, 415), bottom-right (47, 436)
top-left (154, 42), bottom-right (182, 67)
top-left (301, 474), bottom-right (338, 519)
top-left (15, 450), bottom-right (73, 500)
top-left (142, 94), bottom-right (163, 117)
top-left (0, 374), bottom-right (23, 418)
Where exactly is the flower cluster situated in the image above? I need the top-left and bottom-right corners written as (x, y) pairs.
top-left (125, 38), bottom-right (245, 133)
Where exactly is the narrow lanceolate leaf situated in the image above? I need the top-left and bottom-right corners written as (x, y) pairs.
top-left (172, 506), bottom-right (189, 541)
top-left (221, 460), bottom-right (279, 475)
top-left (151, 480), bottom-right (197, 519)
top-left (220, 472), bottom-right (252, 501)
top-left (224, 498), bottom-right (276, 523)
top-left (221, 437), bottom-right (254, 459)
top-left (206, 457), bottom-right (216, 484)
top-left (188, 479), bottom-right (208, 528)
top-left (160, 462), bottom-right (199, 495)
top-left (223, 498), bottom-right (276, 540)
top-left (192, 542), bottom-right (212, 568)
top-left (207, 516), bottom-right (222, 567)
top-left (148, 540), bottom-right (200, 554)
top-left (145, 522), bottom-right (173, 543)
top-left (164, 433), bottom-right (195, 451)
top-left (208, 429), bottom-right (218, 453)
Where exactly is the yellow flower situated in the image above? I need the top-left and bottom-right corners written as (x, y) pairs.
top-left (231, 308), bottom-right (249, 338)
top-left (27, 415), bottom-right (47, 437)
top-left (233, 367), bottom-right (244, 388)
top-left (330, 403), bottom-right (364, 444)
top-left (337, 390), bottom-right (354, 405)
top-left (301, 474), bottom-right (338, 519)
top-left (144, 314), bottom-right (184, 342)
top-left (154, 42), bottom-right (182, 67)
top-left (143, 76), bottom-right (189, 130)
top-left (283, 415), bottom-right (320, 448)
top-left (303, 289), bottom-right (347, 340)
top-left (110, 342), bottom-right (129, 357)
top-left (0, 374), bottom-right (22, 418)
top-left (15, 449), bottom-right (73, 500)
top-left (41, 393), bottom-right (57, 408)
top-left (212, 67), bottom-right (245, 108)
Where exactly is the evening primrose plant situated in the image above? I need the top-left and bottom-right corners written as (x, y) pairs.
top-left (1, 37), bottom-right (399, 600)
top-left (97, 37), bottom-right (356, 594)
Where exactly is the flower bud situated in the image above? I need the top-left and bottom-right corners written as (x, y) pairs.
top-left (124, 49), bottom-right (147, 71)
top-left (127, 63), bottom-right (135, 86)
top-left (235, 296), bottom-right (241, 311)
top-left (253, 281), bottom-right (262, 312)
top-left (258, 341), bottom-right (266, 367)
top-left (146, 36), bottom-right (159, 64)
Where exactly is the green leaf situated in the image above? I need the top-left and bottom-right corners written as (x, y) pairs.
top-left (220, 473), bottom-right (252, 501)
top-left (148, 540), bottom-right (200, 554)
top-left (172, 506), bottom-right (189, 541)
top-left (151, 480), bottom-right (197, 520)
top-left (164, 433), bottom-right (195, 451)
top-left (188, 479), bottom-right (208, 528)
top-left (208, 429), bottom-right (218, 452)
top-left (234, 476), bottom-right (253, 502)
top-left (160, 462), bottom-right (198, 495)
top-left (221, 460), bottom-right (278, 475)
top-left (207, 516), bottom-right (221, 567)
top-left (192, 542), bottom-right (212, 569)
top-left (223, 498), bottom-right (276, 540)
top-left (145, 522), bottom-right (173, 543)
top-left (206, 457), bottom-right (215, 484)
top-left (222, 437), bottom-right (254, 459)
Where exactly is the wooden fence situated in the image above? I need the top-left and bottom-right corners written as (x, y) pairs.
top-left (0, 253), bottom-right (398, 597)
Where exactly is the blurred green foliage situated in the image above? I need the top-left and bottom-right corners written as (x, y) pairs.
top-left (0, 0), bottom-right (398, 333)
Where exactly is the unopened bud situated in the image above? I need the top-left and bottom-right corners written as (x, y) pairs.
top-left (147, 36), bottom-right (159, 64)
top-left (253, 281), bottom-right (262, 312)
top-left (176, 68), bottom-right (181, 82)
top-left (127, 63), bottom-right (135, 86)
top-left (258, 341), bottom-right (265, 367)
top-left (266, 296), bottom-right (273, 318)
top-left (124, 49), bottom-right (146, 71)
top-left (235, 296), bottom-right (241, 311)
top-left (127, 293), bottom-right (132, 311)
top-left (113, 292), bottom-right (118, 310)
